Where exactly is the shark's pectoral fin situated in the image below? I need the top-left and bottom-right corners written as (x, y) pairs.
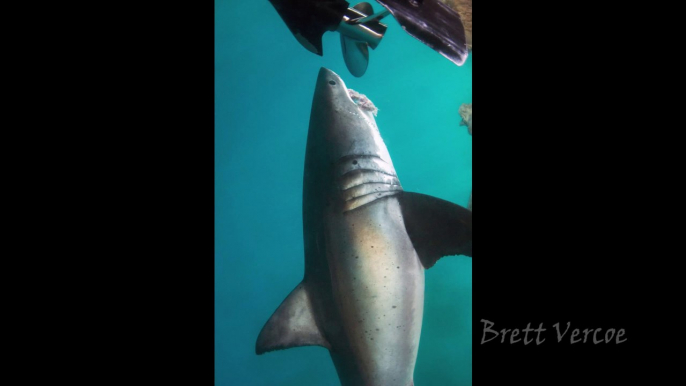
top-left (256, 282), bottom-right (330, 355)
top-left (399, 192), bottom-right (472, 268)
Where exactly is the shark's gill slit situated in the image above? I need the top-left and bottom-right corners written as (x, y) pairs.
top-left (341, 181), bottom-right (401, 192)
top-left (343, 191), bottom-right (400, 212)
top-left (339, 170), bottom-right (400, 191)
top-left (338, 154), bottom-right (386, 162)
top-left (341, 168), bottom-right (396, 178)
top-left (343, 185), bottom-right (403, 202)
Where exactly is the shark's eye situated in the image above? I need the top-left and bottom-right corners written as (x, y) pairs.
top-left (352, 160), bottom-right (358, 165)
top-left (329, 80), bottom-right (336, 85)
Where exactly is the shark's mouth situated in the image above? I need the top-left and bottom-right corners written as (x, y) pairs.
top-left (348, 89), bottom-right (378, 116)
top-left (337, 154), bottom-right (402, 212)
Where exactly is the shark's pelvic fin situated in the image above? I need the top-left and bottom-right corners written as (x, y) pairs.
top-left (398, 192), bottom-right (473, 268)
top-left (255, 282), bottom-right (330, 355)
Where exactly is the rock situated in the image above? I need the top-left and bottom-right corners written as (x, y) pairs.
top-left (458, 102), bottom-right (472, 211)
top-left (459, 103), bottom-right (472, 135)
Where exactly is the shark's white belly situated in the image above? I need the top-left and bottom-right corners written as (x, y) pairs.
top-left (327, 197), bottom-right (425, 386)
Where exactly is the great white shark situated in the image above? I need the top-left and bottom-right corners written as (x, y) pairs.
top-left (256, 67), bottom-right (472, 386)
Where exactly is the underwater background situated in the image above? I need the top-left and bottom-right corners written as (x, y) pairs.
top-left (216, 1), bottom-right (472, 385)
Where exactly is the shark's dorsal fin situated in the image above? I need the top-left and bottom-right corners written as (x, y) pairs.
top-left (256, 282), bottom-right (330, 355)
top-left (398, 192), bottom-right (472, 268)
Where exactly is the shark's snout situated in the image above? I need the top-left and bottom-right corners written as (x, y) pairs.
top-left (318, 67), bottom-right (341, 81)
top-left (317, 67), bottom-right (347, 91)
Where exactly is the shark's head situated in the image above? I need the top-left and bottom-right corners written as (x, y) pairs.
top-left (308, 67), bottom-right (394, 169)
top-left (305, 68), bottom-right (401, 212)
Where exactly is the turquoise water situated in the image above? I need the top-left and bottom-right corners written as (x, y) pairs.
top-left (216, 1), bottom-right (472, 385)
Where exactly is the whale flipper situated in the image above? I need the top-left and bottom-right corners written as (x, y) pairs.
top-left (399, 192), bottom-right (473, 268)
top-left (256, 282), bottom-right (330, 354)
